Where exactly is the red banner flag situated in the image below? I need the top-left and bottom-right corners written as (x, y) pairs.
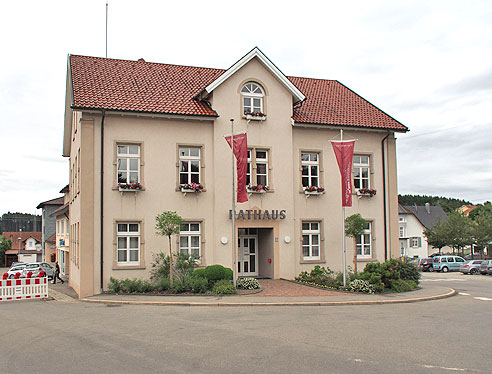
top-left (331, 140), bottom-right (355, 207)
top-left (225, 133), bottom-right (248, 203)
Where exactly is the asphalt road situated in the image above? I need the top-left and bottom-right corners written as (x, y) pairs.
top-left (1, 272), bottom-right (491, 374)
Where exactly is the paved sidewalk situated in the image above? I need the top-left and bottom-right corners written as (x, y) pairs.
top-left (78, 279), bottom-right (456, 307)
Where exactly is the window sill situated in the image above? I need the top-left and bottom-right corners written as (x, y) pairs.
top-left (300, 259), bottom-right (325, 264)
top-left (112, 265), bottom-right (146, 270)
top-left (356, 190), bottom-right (376, 198)
top-left (356, 257), bottom-right (376, 262)
top-left (244, 115), bottom-right (266, 121)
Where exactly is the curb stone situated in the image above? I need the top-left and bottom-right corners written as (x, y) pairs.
top-left (80, 288), bottom-right (456, 307)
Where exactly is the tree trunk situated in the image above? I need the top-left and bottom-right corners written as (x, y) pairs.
top-left (353, 245), bottom-right (358, 275)
top-left (168, 235), bottom-right (173, 286)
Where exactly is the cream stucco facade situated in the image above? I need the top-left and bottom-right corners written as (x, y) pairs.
top-left (63, 49), bottom-right (405, 298)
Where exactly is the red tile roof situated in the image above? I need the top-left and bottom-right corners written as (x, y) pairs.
top-left (2, 232), bottom-right (42, 250)
top-left (37, 196), bottom-right (64, 209)
top-left (69, 55), bottom-right (407, 131)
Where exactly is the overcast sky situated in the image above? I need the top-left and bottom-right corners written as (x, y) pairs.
top-left (1, 0), bottom-right (491, 214)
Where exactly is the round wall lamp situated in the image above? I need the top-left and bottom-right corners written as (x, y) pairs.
top-left (221, 236), bottom-right (228, 244)
top-left (284, 236), bottom-right (291, 243)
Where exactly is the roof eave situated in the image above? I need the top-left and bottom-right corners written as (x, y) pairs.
top-left (205, 47), bottom-right (306, 103)
top-left (62, 54), bottom-right (73, 158)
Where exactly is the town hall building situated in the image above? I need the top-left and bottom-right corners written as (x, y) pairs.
top-left (62, 47), bottom-right (408, 298)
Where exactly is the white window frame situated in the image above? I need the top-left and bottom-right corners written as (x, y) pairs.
top-left (247, 148), bottom-right (269, 187)
top-left (116, 222), bottom-right (140, 265)
top-left (302, 222), bottom-right (321, 260)
top-left (241, 82), bottom-right (264, 115)
top-left (301, 152), bottom-right (319, 188)
top-left (179, 147), bottom-right (201, 185)
top-left (411, 237), bottom-right (420, 248)
top-left (179, 222), bottom-right (201, 259)
top-left (356, 221), bottom-right (372, 258)
top-left (117, 145), bottom-right (140, 184)
top-left (353, 155), bottom-right (370, 189)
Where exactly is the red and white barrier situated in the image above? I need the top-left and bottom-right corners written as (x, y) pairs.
top-left (0, 277), bottom-right (49, 301)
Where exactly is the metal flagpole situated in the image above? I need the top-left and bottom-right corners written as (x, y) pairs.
top-left (230, 119), bottom-right (237, 287)
top-left (341, 129), bottom-right (347, 288)
top-left (105, 1), bottom-right (108, 58)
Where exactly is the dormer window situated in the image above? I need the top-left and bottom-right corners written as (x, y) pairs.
top-left (241, 82), bottom-right (264, 116)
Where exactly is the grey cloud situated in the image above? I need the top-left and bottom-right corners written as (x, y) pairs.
top-left (440, 69), bottom-right (492, 96)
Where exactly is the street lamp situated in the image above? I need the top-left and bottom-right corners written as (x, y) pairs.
top-left (18, 228), bottom-right (22, 262)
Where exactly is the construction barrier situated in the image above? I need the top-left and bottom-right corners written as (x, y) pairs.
top-left (0, 277), bottom-right (49, 301)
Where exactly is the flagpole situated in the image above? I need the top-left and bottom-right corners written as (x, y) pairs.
top-left (230, 119), bottom-right (237, 287)
top-left (341, 129), bottom-right (347, 288)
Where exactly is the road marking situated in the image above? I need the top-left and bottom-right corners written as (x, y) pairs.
top-left (474, 297), bottom-right (492, 301)
top-left (458, 292), bottom-right (470, 296)
top-left (423, 364), bottom-right (467, 371)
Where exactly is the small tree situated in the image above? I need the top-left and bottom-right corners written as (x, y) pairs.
top-left (0, 237), bottom-right (12, 267)
top-left (446, 211), bottom-right (472, 256)
top-left (155, 211), bottom-right (183, 286)
top-left (423, 217), bottom-right (448, 255)
top-left (470, 212), bottom-right (492, 259)
top-left (345, 214), bottom-right (366, 273)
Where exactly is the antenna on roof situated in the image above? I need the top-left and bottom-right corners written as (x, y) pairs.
top-left (105, 1), bottom-right (108, 58)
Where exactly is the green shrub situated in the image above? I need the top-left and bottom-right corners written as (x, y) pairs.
top-left (211, 279), bottom-right (236, 295)
top-left (204, 265), bottom-right (232, 283)
top-left (190, 276), bottom-right (209, 293)
top-left (237, 277), bottom-right (261, 290)
top-left (398, 262), bottom-right (420, 284)
top-left (154, 277), bottom-right (171, 291)
top-left (390, 279), bottom-right (417, 293)
top-left (150, 252), bottom-right (171, 281)
top-left (109, 278), bottom-right (154, 294)
top-left (151, 252), bottom-right (198, 282)
top-left (171, 276), bottom-right (193, 293)
top-left (192, 268), bottom-right (206, 279)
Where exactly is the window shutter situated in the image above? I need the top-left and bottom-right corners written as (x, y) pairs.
top-left (418, 237), bottom-right (422, 247)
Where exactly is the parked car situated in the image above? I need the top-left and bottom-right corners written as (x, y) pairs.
top-left (460, 260), bottom-right (483, 274)
top-left (22, 262), bottom-right (54, 280)
top-left (432, 255), bottom-right (466, 272)
top-left (488, 263), bottom-right (492, 275)
top-left (6, 263), bottom-right (27, 278)
top-left (479, 260), bottom-right (492, 275)
top-left (418, 258), bottom-right (434, 272)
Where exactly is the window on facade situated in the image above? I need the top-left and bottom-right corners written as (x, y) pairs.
top-left (301, 152), bottom-right (319, 187)
top-left (179, 222), bottom-right (201, 258)
top-left (117, 223), bottom-right (140, 265)
top-left (117, 145), bottom-right (140, 183)
top-left (399, 226), bottom-right (405, 238)
top-left (302, 222), bottom-right (320, 260)
top-left (356, 221), bottom-right (372, 258)
top-left (179, 147), bottom-right (200, 185)
top-left (411, 237), bottom-right (420, 247)
top-left (241, 82), bottom-right (264, 115)
top-left (353, 155), bottom-right (370, 189)
top-left (246, 148), bottom-right (269, 187)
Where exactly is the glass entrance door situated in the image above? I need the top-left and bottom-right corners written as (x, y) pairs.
top-left (238, 228), bottom-right (258, 277)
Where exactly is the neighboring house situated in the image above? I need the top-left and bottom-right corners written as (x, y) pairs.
top-left (51, 185), bottom-right (70, 275)
top-left (2, 231), bottom-right (42, 265)
top-left (62, 47), bottom-right (408, 298)
top-left (457, 204), bottom-right (478, 217)
top-left (36, 196), bottom-right (63, 262)
top-left (399, 203), bottom-right (448, 258)
top-left (45, 233), bottom-right (57, 264)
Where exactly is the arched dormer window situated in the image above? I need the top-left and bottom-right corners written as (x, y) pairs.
top-left (241, 82), bottom-right (264, 116)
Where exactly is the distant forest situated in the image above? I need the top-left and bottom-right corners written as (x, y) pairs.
top-left (398, 194), bottom-right (472, 213)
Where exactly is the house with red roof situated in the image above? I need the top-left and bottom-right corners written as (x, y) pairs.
top-left (2, 231), bottom-right (42, 266)
top-left (62, 47), bottom-right (408, 298)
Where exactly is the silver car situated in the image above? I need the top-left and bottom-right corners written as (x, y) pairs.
top-left (6, 264), bottom-right (27, 278)
top-left (23, 262), bottom-right (54, 279)
top-left (480, 260), bottom-right (492, 275)
top-left (460, 260), bottom-right (483, 274)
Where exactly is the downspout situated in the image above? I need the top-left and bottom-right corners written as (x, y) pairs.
top-left (381, 131), bottom-right (390, 261)
top-left (100, 110), bottom-right (105, 293)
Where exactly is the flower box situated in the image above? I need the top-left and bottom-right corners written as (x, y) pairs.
top-left (118, 182), bottom-right (143, 192)
top-left (304, 186), bottom-right (325, 196)
top-left (247, 185), bottom-right (269, 194)
top-left (244, 111), bottom-right (266, 121)
top-left (357, 188), bottom-right (377, 197)
top-left (180, 183), bottom-right (203, 194)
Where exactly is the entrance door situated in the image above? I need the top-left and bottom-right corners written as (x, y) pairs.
top-left (238, 228), bottom-right (258, 277)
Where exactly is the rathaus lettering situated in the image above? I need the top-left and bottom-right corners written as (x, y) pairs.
top-left (229, 209), bottom-right (286, 220)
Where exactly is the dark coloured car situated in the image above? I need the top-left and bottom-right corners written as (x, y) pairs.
top-left (418, 258), bottom-right (434, 272)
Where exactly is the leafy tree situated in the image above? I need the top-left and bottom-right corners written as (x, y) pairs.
top-left (345, 214), bottom-right (366, 273)
top-left (468, 202), bottom-right (492, 221)
top-left (445, 211), bottom-right (473, 256)
top-left (155, 211), bottom-right (183, 286)
top-left (470, 211), bottom-right (492, 258)
top-left (423, 217), bottom-right (449, 255)
top-left (0, 237), bottom-right (12, 267)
